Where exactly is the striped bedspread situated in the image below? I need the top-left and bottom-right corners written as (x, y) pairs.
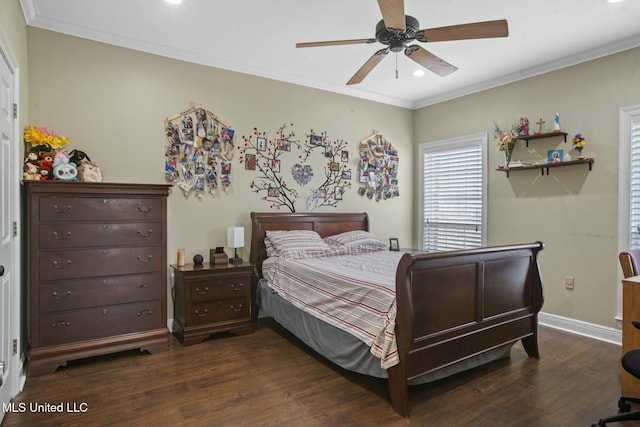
top-left (264, 250), bottom-right (406, 369)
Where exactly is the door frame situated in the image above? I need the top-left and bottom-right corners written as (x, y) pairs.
top-left (0, 26), bottom-right (24, 415)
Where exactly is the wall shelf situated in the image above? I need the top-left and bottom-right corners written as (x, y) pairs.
top-left (496, 158), bottom-right (594, 177)
top-left (516, 131), bottom-right (568, 146)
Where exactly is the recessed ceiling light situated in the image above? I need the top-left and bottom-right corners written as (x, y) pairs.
top-left (165, 0), bottom-right (182, 4)
top-left (413, 69), bottom-right (425, 77)
top-left (607, 0), bottom-right (624, 3)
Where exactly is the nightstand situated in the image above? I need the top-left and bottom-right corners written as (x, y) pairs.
top-left (171, 262), bottom-right (254, 345)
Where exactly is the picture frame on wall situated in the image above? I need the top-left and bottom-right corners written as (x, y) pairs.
top-left (256, 136), bottom-right (266, 151)
top-left (310, 134), bottom-right (323, 146)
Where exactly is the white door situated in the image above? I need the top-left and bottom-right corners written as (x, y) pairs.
top-left (0, 48), bottom-right (18, 422)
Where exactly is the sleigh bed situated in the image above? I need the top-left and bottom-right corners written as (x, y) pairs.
top-left (250, 211), bottom-right (544, 417)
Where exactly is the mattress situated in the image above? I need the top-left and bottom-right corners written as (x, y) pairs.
top-left (263, 250), bottom-right (404, 368)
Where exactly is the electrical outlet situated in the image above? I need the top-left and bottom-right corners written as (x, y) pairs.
top-left (565, 276), bottom-right (575, 290)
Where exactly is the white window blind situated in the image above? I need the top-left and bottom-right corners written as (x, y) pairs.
top-left (420, 134), bottom-right (487, 252)
top-left (630, 121), bottom-right (640, 248)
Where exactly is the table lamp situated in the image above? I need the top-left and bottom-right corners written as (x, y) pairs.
top-left (227, 226), bottom-right (244, 264)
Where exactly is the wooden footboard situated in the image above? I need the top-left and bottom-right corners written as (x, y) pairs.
top-left (388, 242), bottom-right (545, 417)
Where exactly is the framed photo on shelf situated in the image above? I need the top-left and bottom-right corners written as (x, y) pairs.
top-left (547, 149), bottom-right (563, 164)
top-left (389, 238), bottom-right (399, 251)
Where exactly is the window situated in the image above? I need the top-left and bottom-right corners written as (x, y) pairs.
top-left (419, 133), bottom-right (487, 251)
top-left (619, 106), bottom-right (640, 252)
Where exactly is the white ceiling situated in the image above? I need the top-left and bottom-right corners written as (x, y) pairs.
top-left (19, 0), bottom-right (640, 109)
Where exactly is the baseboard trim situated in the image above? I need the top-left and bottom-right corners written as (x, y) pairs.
top-left (539, 312), bottom-right (621, 346)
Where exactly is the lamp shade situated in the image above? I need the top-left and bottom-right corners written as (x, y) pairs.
top-left (227, 226), bottom-right (244, 249)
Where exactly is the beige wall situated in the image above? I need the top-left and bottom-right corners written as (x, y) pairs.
top-left (415, 47), bottom-right (640, 328)
top-left (0, 0), bottom-right (29, 140)
top-left (26, 28), bottom-right (415, 320)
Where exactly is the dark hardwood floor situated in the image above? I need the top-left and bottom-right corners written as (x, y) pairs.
top-left (0, 320), bottom-right (635, 427)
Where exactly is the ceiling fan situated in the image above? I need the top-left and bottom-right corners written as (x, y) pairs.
top-left (296, 0), bottom-right (509, 85)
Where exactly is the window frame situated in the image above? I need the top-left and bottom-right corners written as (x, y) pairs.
top-left (418, 133), bottom-right (488, 251)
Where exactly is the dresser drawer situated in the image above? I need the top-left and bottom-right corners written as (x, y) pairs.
top-left (39, 222), bottom-right (163, 249)
top-left (189, 276), bottom-right (249, 303)
top-left (39, 272), bottom-right (162, 313)
top-left (187, 297), bottom-right (249, 326)
top-left (38, 300), bottom-right (163, 347)
top-left (39, 196), bottom-right (163, 222)
top-left (39, 246), bottom-right (162, 280)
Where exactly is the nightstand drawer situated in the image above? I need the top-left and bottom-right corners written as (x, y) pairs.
top-left (39, 196), bottom-right (164, 222)
top-left (188, 297), bottom-right (249, 325)
top-left (38, 300), bottom-right (163, 347)
top-left (189, 277), bottom-right (249, 302)
top-left (39, 272), bottom-right (162, 313)
top-left (39, 222), bottom-right (163, 248)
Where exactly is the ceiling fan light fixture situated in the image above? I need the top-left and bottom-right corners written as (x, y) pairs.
top-left (413, 69), bottom-right (425, 77)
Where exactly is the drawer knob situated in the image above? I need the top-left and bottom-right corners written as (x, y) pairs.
top-left (103, 279), bottom-right (110, 285)
top-left (52, 290), bottom-right (72, 300)
top-left (137, 229), bottom-right (153, 238)
top-left (136, 283), bottom-right (152, 288)
top-left (52, 205), bottom-right (72, 214)
top-left (52, 321), bottom-right (70, 328)
top-left (102, 224), bottom-right (110, 230)
top-left (52, 231), bottom-right (72, 241)
top-left (195, 309), bottom-right (208, 317)
top-left (103, 199), bottom-right (109, 205)
top-left (195, 287), bottom-right (209, 295)
top-left (52, 260), bottom-right (72, 269)
top-left (137, 204), bottom-right (152, 213)
top-left (103, 308), bottom-right (109, 315)
top-left (230, 304), bottom-right (243, 312)
top-left (137, 310), bottom-right (153, 317)
top-left (231, 284), bottom-right (244, 292)
top-left (137, 255), bottom-right (153, 263)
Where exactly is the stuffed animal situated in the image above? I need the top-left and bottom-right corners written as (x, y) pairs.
top-left (23, 161), bottom-right (41, 181)
top-left (77, 161), bottom-right (103, 182)
top-left (37, 151), bottom-right (54, 181)
top-left (52, 148), bottom-right (78, 181)
top-left (69, 149), bottom-right (91, 165)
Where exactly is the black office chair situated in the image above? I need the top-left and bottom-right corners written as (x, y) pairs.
top-left (592, 250), bottom-right (640, 426)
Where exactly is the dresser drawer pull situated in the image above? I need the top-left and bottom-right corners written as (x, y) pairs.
top-left (103, 199), bottom-right (109, 205)
top-left (137, 255), bottom-right (153, 263)
top-left (102, 224), bottom-right (110, 230)
top-left (137, 229), bottom-right (153, 238)
top-left (52, 290), bottom-right (72, 300)
top-left (52, 205), bottom-right (72, 214)
top-left (137, 204), bottom-right (153, 213)
top-left (103, 279), bottom-right (110, 285)
top-left (136, 283), bottom-right (152, 288)
top-left (52, 260), bottom-right (72, 269)
top-left (52, 231), bottom-right (72, 241)
top-left (137, 310), bottom-right (153, 317)
top-left (195, 287), bottom-right (209, 295)
top-left (103, 308), bottom-right (109, 314)
top-left (231, 284), bottom-right (244, 292)
top-left (230, 304), bottom-right (243, 312)
top-left (195, 309), bottom-right (208, 317)
top-left (52, 321), bottom-right (70, 328)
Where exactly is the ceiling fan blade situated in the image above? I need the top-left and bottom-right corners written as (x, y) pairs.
top-left (417, 19), bottom-right (509, 42)
top-left (377, 0), bottom-right (405, 31)
top-left (296, 38), bottom-right (377, 48)
top-left (347, 48), bottom-right (389, 85)
top-left (404, 45), bottom-right (457, 77)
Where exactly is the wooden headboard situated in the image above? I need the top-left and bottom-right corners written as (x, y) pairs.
top-left (249, 211), bottom-right (369, 280)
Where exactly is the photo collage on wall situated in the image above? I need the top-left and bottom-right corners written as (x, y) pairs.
top-left (164, 105), bottom-right (235, 197)
top-left (358, 132), bottom-right (399, 201)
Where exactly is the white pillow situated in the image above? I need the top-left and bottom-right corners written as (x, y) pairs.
top-left (323, 230), bottom-right (386, 255)
top-left (265, 230), bottom-right (332, 259)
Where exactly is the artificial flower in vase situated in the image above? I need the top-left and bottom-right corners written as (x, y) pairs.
top-left (571, 133), bottom-right (586, 159)
top-left (23, 125), bottom-right (69, 152)
top-left (494, 123), bottom-right (518, 167)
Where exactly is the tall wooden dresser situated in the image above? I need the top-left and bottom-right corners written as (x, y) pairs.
top-left (24, 181), bottom-right (171, 376)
